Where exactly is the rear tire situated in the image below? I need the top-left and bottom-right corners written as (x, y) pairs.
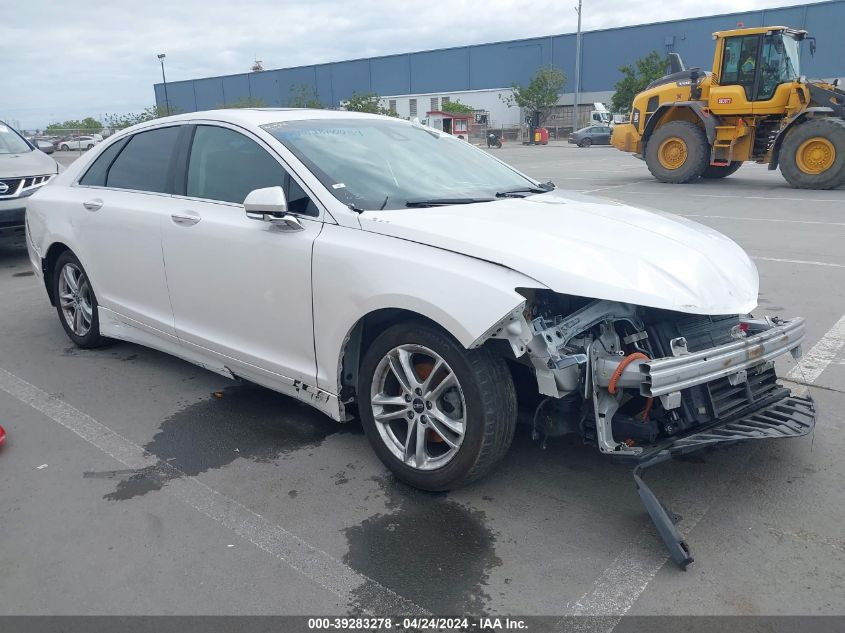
top-left (645, 120), bottom-right (709, 184)
top-left (702, 161), bottom-right (742, 179)
top-left (579, 138), bottom-right (592, 148)
top-left (358, 322), bottom-right (517, 492)
top-left (53, 251), bottom-right (106, 348)
top-left (779, 118), bottom-right (845, 190)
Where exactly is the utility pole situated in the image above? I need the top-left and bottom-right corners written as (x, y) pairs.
top-left (157, 53), bottom-right (171, 116)
top-left (573, 0), bottom-right (582, 130)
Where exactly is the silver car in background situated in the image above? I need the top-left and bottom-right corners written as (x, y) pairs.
top-left (1, 121), bottom-right (60, 242)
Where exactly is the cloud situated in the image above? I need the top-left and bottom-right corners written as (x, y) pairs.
top-left (0, 0), bottom-right (815, 128)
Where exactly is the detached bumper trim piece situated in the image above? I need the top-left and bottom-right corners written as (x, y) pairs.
top-left (634, 393), bottom-right (815, 570)
top-left (640, 318), bottom-right (805, 397)
top-left (669, 394), bottom-right (815, 452)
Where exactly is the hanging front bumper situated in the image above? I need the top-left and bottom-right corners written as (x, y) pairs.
top-left (633, 392), bottom-right (815, 571)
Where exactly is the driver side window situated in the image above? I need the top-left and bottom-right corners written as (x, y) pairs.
top-left (720, 35), bottom-right (759, 100)
top-left (186, 125), bottom-right (319, 216)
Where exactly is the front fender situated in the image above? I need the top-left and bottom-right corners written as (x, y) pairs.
top-left (312, 223), bottom-right (545, 394)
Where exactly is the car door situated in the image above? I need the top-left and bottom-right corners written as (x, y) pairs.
top-left (599, 127), bottom-right (612, 144)
top-left (72, 124), bottom-right (186, 337)
top-left (161, 123), bottom-right (323, 387)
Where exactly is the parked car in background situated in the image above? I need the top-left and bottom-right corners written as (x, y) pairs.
top-left (569, 125), bottom-right (612, 148)
top-left (26, 137), bottom-right (56, 154)
top-left (58, 135), bottom-right (100, 151)
top-left (26, 109), bottom-right (814, 570)
top-left (0, 120), bottom-right (60, 242)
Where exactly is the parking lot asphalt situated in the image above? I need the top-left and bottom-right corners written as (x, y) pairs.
top-left (1, 144), bottom-right (843, 619)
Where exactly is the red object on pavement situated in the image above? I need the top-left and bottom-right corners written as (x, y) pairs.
top-left (0, 425), bottom-right (5, 447)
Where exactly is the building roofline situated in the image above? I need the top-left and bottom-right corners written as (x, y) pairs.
top-left (155, 0), bottom-right (839, 88)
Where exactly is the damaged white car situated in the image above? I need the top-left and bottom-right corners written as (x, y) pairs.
top-left (25, 109), bottom-right (814, 569)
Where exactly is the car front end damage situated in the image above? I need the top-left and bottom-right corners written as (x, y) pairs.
top-left (486, 290), bottom-right (815, 569)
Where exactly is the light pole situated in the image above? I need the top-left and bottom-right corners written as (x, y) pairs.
top-left (573, 0), bottom-right (582, 130)
top-left (157, 53), bottom-right (171, 116)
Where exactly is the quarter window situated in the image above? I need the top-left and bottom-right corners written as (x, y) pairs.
top-left (106, 126), bottom-right (181, 193)
top-left (79, 137), bottom-right (129, 187)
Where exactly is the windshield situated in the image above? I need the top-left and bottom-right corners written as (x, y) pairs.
top-left (262, 119), bottom-right (537, 210)
top-left (0, 122), bottom-right (32, 155)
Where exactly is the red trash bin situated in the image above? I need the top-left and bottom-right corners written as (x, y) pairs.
top-left (538, 127), bottom-right (549, 145)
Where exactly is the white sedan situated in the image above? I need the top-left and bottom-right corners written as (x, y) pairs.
top-left (57, 135), bottom-right (100, 151)
top-left (25, 109), bottom-right (814, 568)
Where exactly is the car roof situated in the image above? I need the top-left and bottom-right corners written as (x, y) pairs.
top-left (111, 108), bottom-right (402, 139)
top-left (157, 108), bottom-right (392, 127)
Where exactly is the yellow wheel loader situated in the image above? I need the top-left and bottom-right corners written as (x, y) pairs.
top-left (611, 27), bottom-right (845, 189)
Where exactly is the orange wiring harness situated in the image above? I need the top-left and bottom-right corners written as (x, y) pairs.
top-left (606, 351), bottom-right (654, 422)
top-left (606, 352), bottom-right (649, 395)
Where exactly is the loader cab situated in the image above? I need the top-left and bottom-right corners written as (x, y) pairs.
top-left (710, 27), bottom-right (805, 114)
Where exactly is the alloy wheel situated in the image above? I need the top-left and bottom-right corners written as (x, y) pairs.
top-left (58, 262), bottom-right (93, 336)
top-left (370, 344), bottom-right (466, 471)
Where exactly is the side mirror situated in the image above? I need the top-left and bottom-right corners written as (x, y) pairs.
top-left (244, 186), bottom-right (303, 232)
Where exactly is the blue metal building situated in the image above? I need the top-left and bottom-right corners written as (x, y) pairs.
top-left (154, 0), bottom-right (845, 113)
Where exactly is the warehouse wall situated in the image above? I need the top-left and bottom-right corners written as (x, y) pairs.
top-left (154, 0), bottom-right (845, 113)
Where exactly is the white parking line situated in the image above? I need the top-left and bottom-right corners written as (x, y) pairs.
top-left (752, 256), bottom-right (845, 268)
top-left (787, 313), bottom-right (845, 388)
top-left (581, 179), bottom-right (654, 194)
top-left (679, 214), bottom-right (845, 227)
top-left (0, 367), bottom-right (426, 616)
top-left (566, 313), bottom-right (845, 629)
top-left (604, 190), bottom-right (845, 203)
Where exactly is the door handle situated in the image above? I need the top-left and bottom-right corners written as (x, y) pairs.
top-left (171, 212), bottom-right (201, 226)
top-left (82, 198), bottom-right (103, 211)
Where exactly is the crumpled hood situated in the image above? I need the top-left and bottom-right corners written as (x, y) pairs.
top-left (0, 150), bottom-right (59, 178)
top-left (359, 191), bottom-right (758, 315)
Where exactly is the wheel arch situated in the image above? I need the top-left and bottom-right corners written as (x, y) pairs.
top-left (769, 109), bottom-right (839, 170)
top-left (42, 241), bottom-right (73, 306)
top-left (643, 102), bottom-right (717, 150)
top-left (337, 308), bottom-right (459, 405)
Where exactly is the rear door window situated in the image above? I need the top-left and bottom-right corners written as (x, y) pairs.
top-left (106, 126), bottom-right (182, 193)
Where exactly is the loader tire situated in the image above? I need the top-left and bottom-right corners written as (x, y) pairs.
top-left (780, 118), bottom-right (845, 190)
top-left (645, 121), bottom-right (710, 184)
top-left (702, 161), bottom-right (742, 179)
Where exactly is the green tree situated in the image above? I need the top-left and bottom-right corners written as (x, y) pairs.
top-left (440, 100), bottom-right (475, 114)
top-left (502, 67), bottom-right (566, 125)
top-left (103, 106), bottom-right (173, 130)
top-left (220, 96), bottom-right (267, 109)
top-left (611, 51), bottom-right (668, 114)
top-left (46, 117), bottom-right (102, 132)
top-left (288, 85), bottom-right (322, 109)
top-left (342, 92), bottom-right (396, 116)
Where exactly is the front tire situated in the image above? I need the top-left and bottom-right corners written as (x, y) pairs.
top-left (779, 118), bottom-right (845, 190)
top-left (60, 144), bottom-right (69, 151)
top-left (53, 251), bottom-right (106, 348)
top-left (358, 323), bottom-right (516, 491)
top-left (702, 161), bottom-right (742, 179)
top-left (645, 120), bottom-right (710, 184)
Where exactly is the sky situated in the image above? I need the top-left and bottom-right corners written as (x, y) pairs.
top-left (0, 0), bottom-right (821, 129)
